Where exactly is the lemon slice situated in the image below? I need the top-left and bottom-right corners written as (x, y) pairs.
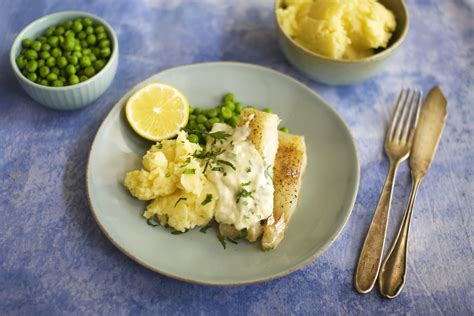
top-left (125, 83), bottom-right (189, 141)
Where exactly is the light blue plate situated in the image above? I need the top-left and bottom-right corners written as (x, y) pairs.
top-left (87, 62), bottom-right (359, 285)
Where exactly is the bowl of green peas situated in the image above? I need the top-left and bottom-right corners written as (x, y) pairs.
top-left (10, 11), bottom-right (118, 110)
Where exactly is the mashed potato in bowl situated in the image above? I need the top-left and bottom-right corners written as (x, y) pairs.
top-left (277, 0), bottom-right (396, 59)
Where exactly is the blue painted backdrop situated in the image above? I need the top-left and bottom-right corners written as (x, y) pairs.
top-left (0, 0), bottom-right (472, 314)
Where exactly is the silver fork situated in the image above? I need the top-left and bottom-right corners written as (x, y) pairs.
top-left (354, 89), bottom-right (422, 294)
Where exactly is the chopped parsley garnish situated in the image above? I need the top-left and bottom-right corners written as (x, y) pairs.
top-left (245, 166), bottom-right (252, 173)
top-left (227, 238), bottom-right (238, 245)
top-left (240, 228), bottom-right (248, 239)
top-left (199, 224), bottom-right (212, 234)
top-left (146, 216), bottom-right (159, 227)
top-left (236, 187), bottom-right (255, 203)
top-left (174, 197), bottom-right (187, 207)
top-left (265, 164), bottom-right (273, 181)
top-left (240, 181), bottom-right (251, 187)
top-left (156, 142), bottom-right (163, 149)
top-left (218, 235), bottom-right (227, 249)
top-left (171, 229), bottom-right (188, 235)
top-left (165, 172), bottom-right (171, 178)
top-left (201, 194), bottom-right (213, 205)
top-left (217, 159), bottom-right (236, 170)
top-left (211, 166), bottom-right (224, 173)
top-left (179, 157), bottom-right (191, 168)
top-left (183, 168), bottom-right (196, 174)
top-left (192, 149), bottom-right (225, 173)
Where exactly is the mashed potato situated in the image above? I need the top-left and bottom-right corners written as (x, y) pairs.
top-left (124, 131), bottom-right (217, 232)
top-left (277, 0), bottom-right (396, 59)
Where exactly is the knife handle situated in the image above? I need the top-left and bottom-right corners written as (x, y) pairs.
top-left (379, 173), bottom-right (423, 298)
top-left (355, 161), bottom-right (399, 294)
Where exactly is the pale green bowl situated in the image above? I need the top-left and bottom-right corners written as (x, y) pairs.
top-left (275, 0), bottom-right (409, 85)
top-left (10, 11), bottom-right (119, 110)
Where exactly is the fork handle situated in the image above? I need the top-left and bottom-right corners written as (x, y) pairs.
top-left (355, 160), bottom-right (399, 294)
top-left (378, 173), bottom-right (423, 298)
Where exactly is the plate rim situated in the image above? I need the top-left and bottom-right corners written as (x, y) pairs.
top-left (86, 61), bottom-right (360, 286)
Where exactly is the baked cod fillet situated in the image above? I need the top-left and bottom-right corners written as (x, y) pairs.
top-left (261, 131), bottom-right (307, 250)
top-left (218, 108), bottom-right (280, 242)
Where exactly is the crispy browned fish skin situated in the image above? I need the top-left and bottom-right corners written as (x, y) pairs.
top-left (218, 108), bottom-right (280, 242)
top-left (262, 131), bottom-right (307, 250)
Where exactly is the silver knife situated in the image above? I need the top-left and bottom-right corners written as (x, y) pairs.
top-left (378, 86), bottom-right (448, 298)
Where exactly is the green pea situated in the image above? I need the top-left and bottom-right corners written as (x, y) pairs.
top-left (46, 72), bottom-right (58, 82)
top-left (72, 51), bottom-right (82, 58)
top-left (78, 31), bottom-right (87, 40)
top-left (51, 80), bottom-right (63, 87)
top-left (85, 26), bottom-right (94, 34)
top-left (80, 40), bottom-right (88, 48)
top-left (79, 75), bottom-right (88, 82)
top-left (96, 32), bottom-right (107, 41)
top-left (31, 41), bottom-right (42, 51)
top-left (94, 59), bottom-right (105, 71)
top-left (45, 27), bottom-right (55, 36)
top-left (99, 39), bottom-right (110, 48)
top-left (80, 56), bottom-right (91, 68)
top-left (25, 60), bottom-right (38, 72)
top-left (82, 48), bottom-right (92, 55)
top-left (16, 56), bottom-right (27, 69)
top-left (68, 74), bottom-right (80, 85)
top-left (208, 117), bottom-right (219, 125)
top-left (188, 121), bottom-right (198, 130)
top-left (86, 34), bottom-right (96, 45)
top-left (72, 21), bottom-right (83, 33)
top-left (50, 48), bottom-right (61, 57)
top-left (95, 25), bottom-right (105, 34)
top-left (83, 18), bottom-right (93, 27)
top-left (227, 116), bottom-right (238, 128)
top-left (48, 36), bottom-right (59, 47)
top-left (46, 57), bottom-right (56, 67)
top-left (39, 79), bottom-right (49, 86)
top-left (83, 66), bottom-right (95, 77)
top-left (51, 67), bottom-right (60, 75)
top-left (26, 72), bottom-right (37, 82)
top-left (58, 35), bottom-right (65, 44)
top-left (39, 66), bottom-right (50, 78)
top-left (62, 20), bottom-right (73, 30)
top-left (63, 37), bottom-right (75, 51)
top-left (197, 114), bottom-right (208, 124)
top-left (59, 76), bottom-right (66, 83)
top-left (92, 47), bottom-right (101, 56)
top-left (279, 127), bottom-right (289, 133)
top-left (37, 59), bottom-right (45, 67)
top-left (188, 134), bottom-right (200, 144)
top-left (224, 100), bottom-right (235, 111)
top-left (221, 107), bottom-right (233, 119)
top-left (223, 93), bottom-right (235, 103)
top-left (193, 108), bottom-right (203, 115)
top-left (37, 36), bottom-right (47, 44)
top-left (25, 49), bottom-right (38, 60)
top-left (263, 108), bottom-right (272, 113)
top-left (41, 43), bottom-right (51, 51)
top-left (197, 123), bottom-right (206, 131)
top-left (65, 64), bottom-right (76, 75)
top-left (54, 26), bottom-right (65, 36)
top-left (65, 30), bottom-right (75, 38)
top-left (65, 55), bottom-right (77, 66)
top-left (204, 120), bottom-right (214, 130)
top-left (56, 56), bottom-right (68, 68)
top-left (22, 38), bottom-right (33, 48)
top-left (235, 102), bottom-right (243, 113)
top-left (207, 109), bottom-right (218, 118)
top-left (189, 114), bottom-right (196, 122)
top-left (40, 51), bottom-right (50, 59)
top-left (100, 47), bottom-right (111, 58)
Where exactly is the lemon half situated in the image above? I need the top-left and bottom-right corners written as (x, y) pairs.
top-left (125, 83), bottom-right (189, 141)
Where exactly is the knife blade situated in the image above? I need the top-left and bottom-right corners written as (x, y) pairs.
top-left (409, 86), bottom-right (448, 177)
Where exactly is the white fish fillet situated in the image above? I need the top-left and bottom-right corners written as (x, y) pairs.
top-left (261, 131), bottom-right (307, 250)
top-left (219, 108), bottom-right (280, 241)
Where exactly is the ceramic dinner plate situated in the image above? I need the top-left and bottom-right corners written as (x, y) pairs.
top-left (87, 62), bottom-right (359, 285)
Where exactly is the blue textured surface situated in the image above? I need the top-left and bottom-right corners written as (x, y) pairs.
top-left (0, 0), bottom-right (472, 314)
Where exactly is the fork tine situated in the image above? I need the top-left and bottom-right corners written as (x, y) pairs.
top-left (408, 90), bottom-right (423, 143)
top-left (393, 89), bottom-right (411, 142)
top-left (401, 90), bottom-right (418, 142)
top-left (388, 89), bottom-right (405, 141)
